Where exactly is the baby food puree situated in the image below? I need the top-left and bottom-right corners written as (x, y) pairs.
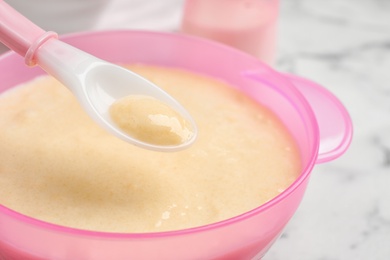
top-left (0, 65), bottom-right (301, 233)
top-left (110, 95), bottom-right (194, 146)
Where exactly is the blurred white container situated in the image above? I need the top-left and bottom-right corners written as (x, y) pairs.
top-left (0, 0), bottom-right (184, 53)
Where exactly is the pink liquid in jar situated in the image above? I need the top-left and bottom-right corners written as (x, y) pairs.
top-left (181, 0), bottom-right (279, 65)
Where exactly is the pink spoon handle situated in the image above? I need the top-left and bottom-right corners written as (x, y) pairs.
top-left (0, 0), bottom-right (57, 66)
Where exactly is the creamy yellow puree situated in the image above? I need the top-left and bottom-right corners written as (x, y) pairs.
top-left (109, 95), bottom-right (193, 146)
top-left (0, 65), bottom-right (301, 233)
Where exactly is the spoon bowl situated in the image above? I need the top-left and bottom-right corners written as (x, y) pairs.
top-left (37, 39), bottom-right (197, 151)
top-left (0, 0), bottom-right (197, 151)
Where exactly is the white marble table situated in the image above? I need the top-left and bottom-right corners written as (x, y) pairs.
top-left (265, 0), bottom-right (390, 259)
top-left (1, 0), bottom-right (389, 259)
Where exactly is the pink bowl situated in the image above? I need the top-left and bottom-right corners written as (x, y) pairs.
top-left (0, 30), bottom-right (352, 260)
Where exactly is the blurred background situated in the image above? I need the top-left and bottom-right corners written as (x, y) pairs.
top-left (264, 0), bottom-right (390, 260)
top-left (1, 0), bottom-right (389, 259)
top-left (266, 1), bottom-right (390, 259)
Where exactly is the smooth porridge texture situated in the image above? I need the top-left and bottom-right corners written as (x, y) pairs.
top-left (109, 95), bottom-right (194, 146)
top-left (0, 65), bottom-right (301, 233)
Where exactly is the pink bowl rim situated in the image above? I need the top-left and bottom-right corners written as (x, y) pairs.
top-left (0, 29), bottom-right (319, 239)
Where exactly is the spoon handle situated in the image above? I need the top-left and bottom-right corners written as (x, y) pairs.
top-left (0, 0), bottom-right (57, 66)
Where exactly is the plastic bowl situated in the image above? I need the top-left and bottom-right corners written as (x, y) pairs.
top-left (0, 30), bottom-right (352, 260)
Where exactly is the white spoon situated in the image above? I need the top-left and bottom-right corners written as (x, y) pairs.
top-left (0, 0), bottom-right (197, 152)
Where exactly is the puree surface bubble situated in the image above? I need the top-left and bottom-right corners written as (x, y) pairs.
top-left (0, 65), bottom-right (301, 233)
